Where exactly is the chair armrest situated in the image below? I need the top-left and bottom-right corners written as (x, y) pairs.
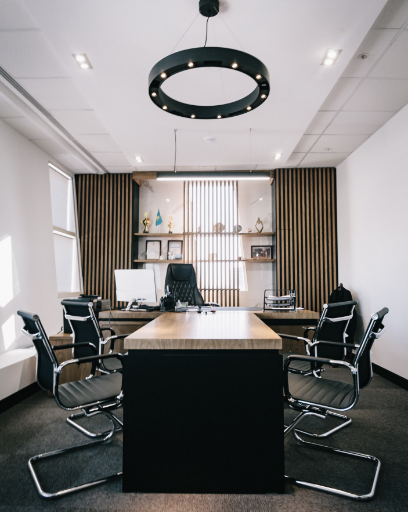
top-left (102, 334), bottom-right (128, 352)
top-left (303, 326), bottom-right (316, 338)
top-left (283, 354), bottom-right (358, 406)
top-left (309, 340), bottom-right (360, 350)
top-left (52, 342), bottom-right (97, 353)
top-left (276, 333), bottom-right (312, 345)
top-left (55, 352), bottom-right (124, 374)
top-left (101, 327), bottom-right (116, 336)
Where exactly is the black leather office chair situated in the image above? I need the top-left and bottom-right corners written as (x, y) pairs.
top-left (61, 299), bottom-right (124, 373)
top-left (283, 307), bottom-right (388, 500)
top-left (279, 301), bottom-right (358, 438)
top-left (164, 263), bottom-right (219, 306)
top-left (17, 310), bottom-right (123, 498)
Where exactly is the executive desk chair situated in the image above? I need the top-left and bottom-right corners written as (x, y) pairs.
top-left (164, 263), bottom-right (219, 306)
top-left (283, 307), bottom-right (388, 501)
top-left (17, 310), bottom-right (123, 499)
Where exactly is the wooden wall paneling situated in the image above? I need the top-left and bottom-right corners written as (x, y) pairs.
top-left (275, 168), bottom-right (337, 313)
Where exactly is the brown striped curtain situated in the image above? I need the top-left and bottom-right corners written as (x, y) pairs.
top-left (275, 168), bottom-right (338, 312)
top-left (76, 174), bottom-right (133, 308)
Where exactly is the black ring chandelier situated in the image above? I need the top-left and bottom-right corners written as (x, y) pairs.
top-left (148, 0), bottom-right (270, 120)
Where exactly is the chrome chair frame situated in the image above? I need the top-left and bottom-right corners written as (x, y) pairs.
top-left (283, 308), bottom-right (388, 501)
top-left (19, 313), bottom-right (124, 498)
top-left (280, 301), bottom-right (357, 439)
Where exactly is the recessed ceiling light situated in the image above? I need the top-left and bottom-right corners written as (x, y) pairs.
top-left (191, 114), bottom-right (196, 118)
top-left (231, 63), bottom-right (238, 69)
top-left (274, 153), bottom-right (282, 160)
top-left (217, 115), bottom-right (222, 119)
top-left (135, 156), bottom-right (143, 163)
top-left (322, 49), bottom-right (341, 66)
top-left (162, 105), bottom-right (168, 110)
top-left (188, 62), bottom-right (194, 67)
top-left (151, 92), bottom-right (157, 97)
top-left (73, 54), bottom-right (92, 69)
top-left (259, 197), bottom-right (263, 201)
top-left (246, 106), bottom-right (252, 111)
top-left (256, 74), bottom-right (262, 79)
top-left (166, 198), bottom-right (170, 202)
top-left (160, 72), bottom-right (167, 78)
top-left (261, 94), bottom-right (267, 99)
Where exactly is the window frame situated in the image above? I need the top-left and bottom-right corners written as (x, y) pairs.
top-left (48, 162), bottom-right (83, 298)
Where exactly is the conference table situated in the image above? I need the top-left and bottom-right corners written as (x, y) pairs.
top-left (122, 310), bottom-right (285, 494)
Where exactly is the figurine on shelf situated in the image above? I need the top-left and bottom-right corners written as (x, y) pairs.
top-left (141, 212), bottom-right (151, 233)
top-left (168, 216), bottom-right (174, 234)
top-left (255, 217), bottom-right (264, 233)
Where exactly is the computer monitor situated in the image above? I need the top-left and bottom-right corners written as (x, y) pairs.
top-left (114, 269), bottom-right (157, 308)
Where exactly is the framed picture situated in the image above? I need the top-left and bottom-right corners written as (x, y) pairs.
top-left (168, 240), bottom-right (183, 260)
top-left (251, 245), bottom-right (272, 259)
top-left (146, 240), bottom-right (161, 260)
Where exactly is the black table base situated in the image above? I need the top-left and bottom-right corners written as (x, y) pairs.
top-left (123, 349), bottom-right (284, 494)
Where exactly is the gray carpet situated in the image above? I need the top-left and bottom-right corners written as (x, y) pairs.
top-left (0, 368), bottom-right (407, 511)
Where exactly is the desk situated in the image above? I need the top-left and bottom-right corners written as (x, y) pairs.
top-left (123, 311), bottom-right (284, 494)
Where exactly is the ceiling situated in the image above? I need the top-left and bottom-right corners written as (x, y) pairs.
top-left (1, 0), bottom-right (407, 173)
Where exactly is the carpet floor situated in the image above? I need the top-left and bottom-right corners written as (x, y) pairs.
top-left (0, 367), bottom-right (407, 512)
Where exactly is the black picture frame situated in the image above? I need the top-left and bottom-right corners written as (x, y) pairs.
top-left (146, 240), bottom-right (162, 260)
top-left (168, 240), bottom-right (183, 260)
top-left (251, 245), bottom-right (272, 259)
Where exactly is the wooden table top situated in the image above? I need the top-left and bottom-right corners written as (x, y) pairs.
top-left (124, 311), bottom-right (282, 350)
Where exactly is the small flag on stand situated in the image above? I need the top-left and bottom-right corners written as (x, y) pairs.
top-left (156, 209), bottom-right (163, 226)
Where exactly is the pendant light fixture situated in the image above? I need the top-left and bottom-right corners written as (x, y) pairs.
top-left (149, 0), bottom-right (270, 120)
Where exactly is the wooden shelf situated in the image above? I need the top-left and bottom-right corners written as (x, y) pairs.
top-left (134, 259), bottom-right (185, 263)
top-left (240, 258), bottom-right (275, 263)
top-left (134, 233), bottom-right (184, 237)
top-left (182, 232), bottom-right (275, 236)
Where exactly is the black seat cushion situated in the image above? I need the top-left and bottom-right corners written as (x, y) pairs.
top-left (288, 373), bottom-right (355, 409)
top-left (58, 372), bottom-right (122, 408)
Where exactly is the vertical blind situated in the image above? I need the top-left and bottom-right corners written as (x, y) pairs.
top-left (184, 180), bottom-right (240, 306)
top-left (76, 174), bottom-right (133, 308)
top-left (275, 168), bottom-right (338, 312)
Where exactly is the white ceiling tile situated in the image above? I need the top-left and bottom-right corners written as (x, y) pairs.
top-left (342, 29), bottom-right (398, 78)
top-left (305, 111), bottom-right (337, 134)
top-left (30, 138), bottom-right (66, 155)
top-left (301, 153), bottom-right (350, 167)
top-left (0, 0), bottom-right (39, 30)
top-left (17, 78), bottom-right (91, 110)
top-left (283, 153), bottom-right (306, 167)
top-left (50, 110), bottom-right (108, 134)
top-left (370, 30), bottom-right (408, 79)
top-left (75, 134), bottom-right (121, 153)
top-left (311, 134), bottom-right (369, 152)
top-left (2, 116), bottom-right (45, 139)
top-left (373, 0), bottom-right (408, 28)
top-left (54, 153), bottom-right (88, 171)
top-left (320, 78), bottom-right (362, 110)
top-left (324, 111), bottom-right (394, 134)
top-left (293, 135), bottom-right (319, 152)
top-left (344, 78), bottom-right (408, 111)
top-left (0, 31), bottom-right (67, 78)
top-left (105, 167), bottom-right (133, 173)
top-left (91, 152), bottom-right (130, 166)
top-left (0, 96), bottom-right (22, 117)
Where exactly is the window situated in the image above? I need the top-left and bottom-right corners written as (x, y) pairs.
top-left (48, 163), bottom-right (81, 296)
top-left (184, 180), bottom-right (245, 306)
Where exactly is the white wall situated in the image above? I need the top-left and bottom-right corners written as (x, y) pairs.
top-left (137, 179), bottom-right (274, 306)
top-left (337, 104), bottom-right (408, 379)
top-left (0, 119), bottom-right (63, 398)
